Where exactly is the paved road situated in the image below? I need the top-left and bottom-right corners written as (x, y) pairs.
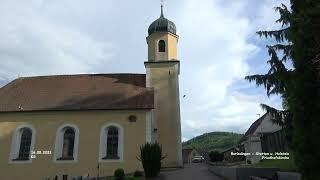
top-left (154, 163), bottom-right (223, 180)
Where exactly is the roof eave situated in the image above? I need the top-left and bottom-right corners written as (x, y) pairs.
top-left (0, 107), bottom-right (155, 113)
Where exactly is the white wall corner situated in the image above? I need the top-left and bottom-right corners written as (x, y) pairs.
top-left (146, 67), bottom-right (151, 88)
top-left (146, 111), bottom-right (152, 143)
top-left (175, 66), bottom-right (183, 166)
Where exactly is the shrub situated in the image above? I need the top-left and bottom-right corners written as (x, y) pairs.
top-left (133, 170), bottom-right (144, 177)
top-left (114, 168), bottom-right (125, 180)
top-left (137, 142), bottom-right (166, 178)
top-left (209, 151), bottom-right (223, 162)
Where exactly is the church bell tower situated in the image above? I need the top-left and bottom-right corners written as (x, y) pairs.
top-left (145, 4), bottom-right (182, 167)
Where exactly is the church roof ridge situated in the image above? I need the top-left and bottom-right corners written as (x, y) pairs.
top-left (0, 73), bottom-right (154, 112)
top-left (17, 73), bottom-right (146, 80)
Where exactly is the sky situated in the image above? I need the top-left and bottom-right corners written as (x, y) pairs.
top-left (0, 0), bottom-right (289, 141)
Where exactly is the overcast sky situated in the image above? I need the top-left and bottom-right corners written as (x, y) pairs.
top-left (0, 0), bottom-right (289, 141)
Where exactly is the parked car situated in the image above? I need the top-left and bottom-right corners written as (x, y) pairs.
top-left (192, 156), bottom-right (204, 163)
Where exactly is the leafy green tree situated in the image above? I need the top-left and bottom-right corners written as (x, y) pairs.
top-left (245, 1), bottom-right (320, 179)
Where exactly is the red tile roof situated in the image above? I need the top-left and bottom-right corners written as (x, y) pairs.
top-left (0, 74), bottom-right (154, 112)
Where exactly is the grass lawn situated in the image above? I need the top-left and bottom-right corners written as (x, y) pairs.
top-left (254, 152), bottom-right (297, 172)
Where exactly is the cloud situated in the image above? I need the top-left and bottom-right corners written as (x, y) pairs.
top-left (176, 0), bottom-right (288, 140)
top-left (177, 0), bottom-right (257, 102)
top-left (0, 0), bottom-right (115, 81)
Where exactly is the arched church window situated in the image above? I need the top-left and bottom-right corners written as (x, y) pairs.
top-left (61, 128), bottom-right (75, 160)
top-left (103, 126), bottom-right (119, 159)
top-left (17, 128), bottom-right (32, 160)
top-left (10, 125), bottom-right (35, 163)
top-left (53, 124), bottom-right (79, 162)
top-left (158, 40), bottom-right (166, 52)
top-left (99, 123), bottom-right (123, 161)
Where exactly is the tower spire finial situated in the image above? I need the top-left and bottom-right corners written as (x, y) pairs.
top-left (160, 0), bottom-right (164, 17)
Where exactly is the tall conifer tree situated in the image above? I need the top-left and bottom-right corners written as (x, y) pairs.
top-left (245, 1), bottom-right (320, 179)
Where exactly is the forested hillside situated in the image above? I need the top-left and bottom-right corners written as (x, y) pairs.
top-left (182, 132), bottom-right (243, 152)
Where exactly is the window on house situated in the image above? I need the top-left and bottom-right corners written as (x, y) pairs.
top-left (103, 126), bottom-right (119, 159)
top-left (10, 126), bottom-right (35, 162)
top-left (99, 124), bottom-right (123, 161)
top-left (54, 124), bottom-right (79, 162)
top-left (158, 40), bottom-right (166, 52)
top-left (61, 128), bottom-right (75, 160)
top-left (16, 128), bottom-right (32, 160)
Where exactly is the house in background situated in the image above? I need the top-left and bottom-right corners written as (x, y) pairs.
top-left (222, 146), bottom-right (245, 163)
top-left (239, 112), bottom-right (288, 164)
top-left (182, 148), bottom-right (200, 164)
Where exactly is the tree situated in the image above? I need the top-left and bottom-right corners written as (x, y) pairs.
top-left (288, 1), bottom-right (320, 179)
top-left (137, 142), bottom-right (166, 178)
top-left (209, 151), bottom-right (223, 162)
top-left (245, 2), bottom-right (294, 149)
top-left (245, 1), bottom-right (320, 179)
